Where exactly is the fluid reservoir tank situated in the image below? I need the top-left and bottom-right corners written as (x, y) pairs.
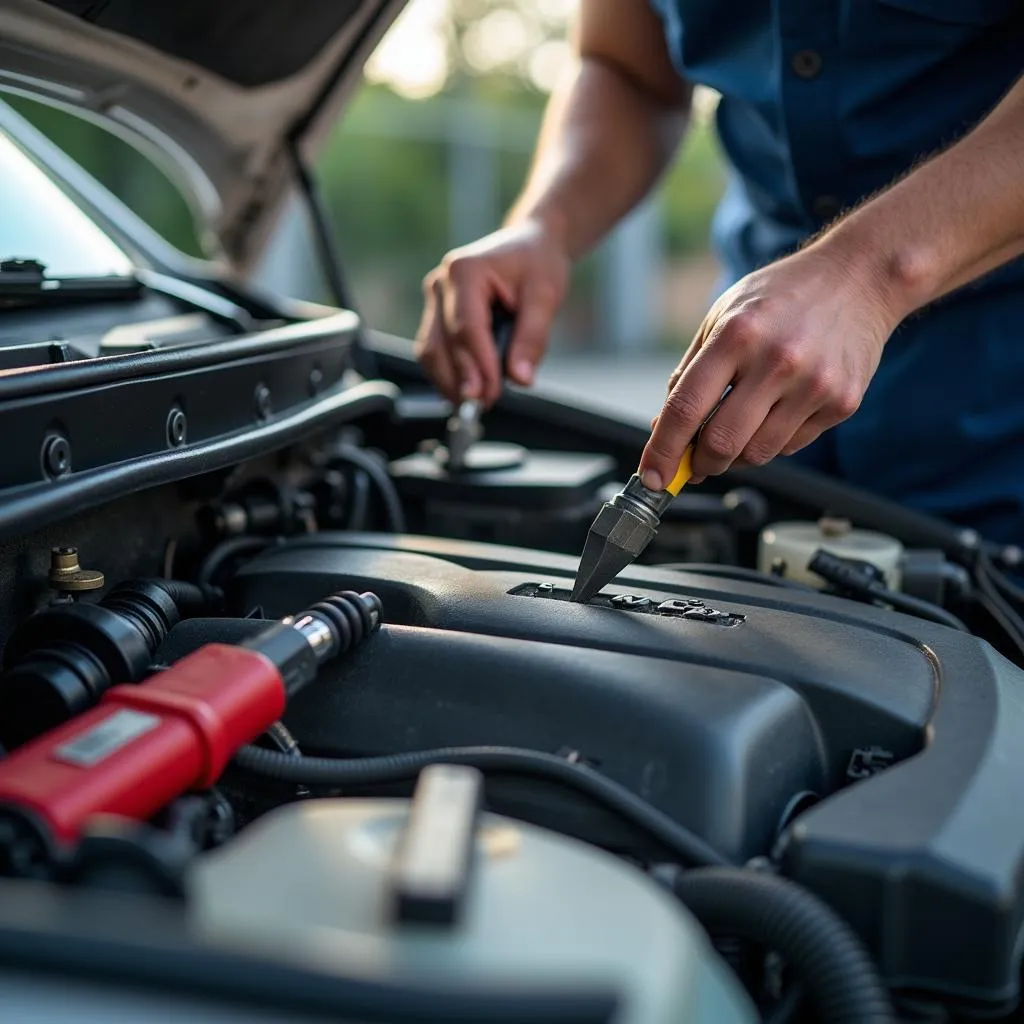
top-left (758, 517), bottom-right (904, 591)
top-left (189, 794), bottom-right (757, 1024)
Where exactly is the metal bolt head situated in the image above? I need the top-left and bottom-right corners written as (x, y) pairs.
top-left (308, 366), bottom-right (325, 396)
top-left (254, 383), bottom-right (272, 421)
top-left (41, 434), bottom-right (71, 479)
top-left (591, 503), bottom-right (656, 559)
top-left (48, 546), bottom-right (104, 592)
top-left (166, 407), bottom-right (187, 448)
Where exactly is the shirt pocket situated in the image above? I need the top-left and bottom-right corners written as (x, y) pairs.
top-left (875, 0), bottom-right (1019, 26)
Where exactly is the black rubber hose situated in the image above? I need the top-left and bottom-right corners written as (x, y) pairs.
top-left (879, 589), bottom-right (969, 633)
top-left (147, 579), bottom-right (223, 615)
top-left (232, 744), bottom-right (730, 868)
top-left (974, 555), bottom-right (1024, 661)
top-left (670, 868), bottom-right (894, 1024)
top-left (346, 468), bottom-right (371, 530)
top-left (197, 536), bottom-right (275, 589)
top-left (989, 562), bottom-right (1024, 606)
top-left (331, 444), bottom-right (406, 533)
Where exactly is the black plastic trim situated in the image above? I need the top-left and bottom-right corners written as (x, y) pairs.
top-left (0, 311), bottom-right (357, 400)
top-left (0, 379), bottom-right (397, 541)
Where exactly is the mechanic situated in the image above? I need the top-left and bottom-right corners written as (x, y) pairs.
top-left (415, 0), bottom-right (1024, 546)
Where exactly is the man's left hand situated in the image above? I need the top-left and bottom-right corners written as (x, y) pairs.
top-left (639, 243), bottom-right (901, 488)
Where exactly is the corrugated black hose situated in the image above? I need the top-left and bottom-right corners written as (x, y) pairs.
top-left (670, 868), bottom-right (895, 1024)
top-left (231, 744), bottom-right (730, 869)
top-left (148, 578), bottom-right (223, 614)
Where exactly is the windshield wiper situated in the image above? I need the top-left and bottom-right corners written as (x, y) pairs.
top-left (0, 258), bottom-right (140, 308)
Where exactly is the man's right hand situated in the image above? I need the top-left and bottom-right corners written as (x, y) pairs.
top-left (414, 219), bottom-right (571, 407)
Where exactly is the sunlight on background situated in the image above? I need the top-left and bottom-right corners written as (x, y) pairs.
top-left (367, 0), bottom-right (577, 97)
top-left (354, 0), bottom-right (725, 351)
top-left (367, 0), bottom-right (718, 118)
top-left (365, 0), bottom-right (449, 98)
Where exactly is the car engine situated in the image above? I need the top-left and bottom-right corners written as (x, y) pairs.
top-left (0, 321), bottom-right (1021, 1024)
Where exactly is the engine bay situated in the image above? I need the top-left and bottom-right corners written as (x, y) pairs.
top-left (0, 345), bottom-right (1022, 1024)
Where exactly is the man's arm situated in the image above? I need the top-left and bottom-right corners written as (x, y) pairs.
top-left (639, 74), bottom-right (1024, 490)
top-left (828, 74), bottom-right (1024, 318)
top-left (416, 0), bottom-right (691, 405)
top-left (506, 0), bottom-right (692, 260)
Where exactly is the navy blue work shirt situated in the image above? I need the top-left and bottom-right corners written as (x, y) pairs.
top-left (648, 0), bottom-right (1024, 545)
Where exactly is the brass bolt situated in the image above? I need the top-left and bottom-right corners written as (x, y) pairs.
top-left (48, 546), bottom-right (105, 593)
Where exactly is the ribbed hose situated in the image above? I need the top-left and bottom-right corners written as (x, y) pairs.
top-left (671, 868), bottom-right (894, 1024)
top-left (148, 579), bottom-right (223, 614)
top-left (99, 579), bottom-right (223, 651)
top-left (232, 744), bottom-right (730, 868)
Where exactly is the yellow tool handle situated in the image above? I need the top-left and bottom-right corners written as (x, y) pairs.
top-left (665, 447), bottom-right (694, 497)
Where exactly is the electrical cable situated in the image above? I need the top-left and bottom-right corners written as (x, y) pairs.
top-left (330, 444), bottom-right (406, 532)
top-left (670, 868), bottom-right (895, 1024)
top-left (974, 553), bottom-right (1024, 661)
top-left (197, 537), bottom-right (275, 589)
top-left (232, 744), bottom-right (731, 869)
top-left (346, 468), bottom-right (371, 530)
top-left (808, 550), bottom-right (968, 632)
top-left (875, 589), bottom-right (969, 633)
top-left (987, 562), bottom-right (1024, 607)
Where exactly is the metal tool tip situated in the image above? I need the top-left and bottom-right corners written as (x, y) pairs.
top-left (569, 529), bottom-right (616, 604)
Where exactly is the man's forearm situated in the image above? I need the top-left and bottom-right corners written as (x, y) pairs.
top-left (817, 75), bottom-right (1024, 321)
top-left (506, 57), bottom-right (690, 261)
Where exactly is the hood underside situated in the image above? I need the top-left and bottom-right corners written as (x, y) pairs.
top-left (0, 0), bottom-right (404, 272)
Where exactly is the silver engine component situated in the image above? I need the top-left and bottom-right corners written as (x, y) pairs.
top-left (188, 795), bottom-right (755, 1024)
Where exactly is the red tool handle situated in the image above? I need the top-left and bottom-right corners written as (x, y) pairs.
top-left (0, 644), bottom-right (285, 843)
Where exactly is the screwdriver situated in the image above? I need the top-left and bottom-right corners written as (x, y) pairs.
top-left (445, 301), bottom-right (516, 473)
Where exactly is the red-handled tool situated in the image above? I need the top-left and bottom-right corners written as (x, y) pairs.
top-left (0, 590), bottom-right (381, 851)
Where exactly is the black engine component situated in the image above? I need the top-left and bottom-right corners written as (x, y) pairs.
top-left (218, 531), bottom-right (1024, 1013)
top-left (0, 578), bottom-right (219, 750)
top-left (389, 448), bottom-right (616, 551)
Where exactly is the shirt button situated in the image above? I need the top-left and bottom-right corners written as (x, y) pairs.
top-left (812, 195), bottom-right (842, 220)
top-left (791, 49), bottom-right (823, 79)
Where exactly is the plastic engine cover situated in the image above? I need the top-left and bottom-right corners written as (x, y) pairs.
top-left (188, 798), bottom-right (757, 1024)
top-left (223, 532), bottom-right (1024, 1010)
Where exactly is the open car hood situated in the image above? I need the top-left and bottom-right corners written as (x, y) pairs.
top-left (0, 0), bottom-right (404, 272)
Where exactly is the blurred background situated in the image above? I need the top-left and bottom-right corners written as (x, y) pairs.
top-left (5, 0), bottom-right (726, 416)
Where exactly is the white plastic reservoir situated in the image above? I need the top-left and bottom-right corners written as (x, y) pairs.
top-left (758, 518), bottom-right (904, 591)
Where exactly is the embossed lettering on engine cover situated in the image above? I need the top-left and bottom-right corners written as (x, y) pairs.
top-left (508, 583), bottom-right (745, 627)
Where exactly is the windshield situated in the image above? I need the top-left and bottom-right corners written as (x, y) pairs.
top-left (0, 129), bottom-right (133, 279)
